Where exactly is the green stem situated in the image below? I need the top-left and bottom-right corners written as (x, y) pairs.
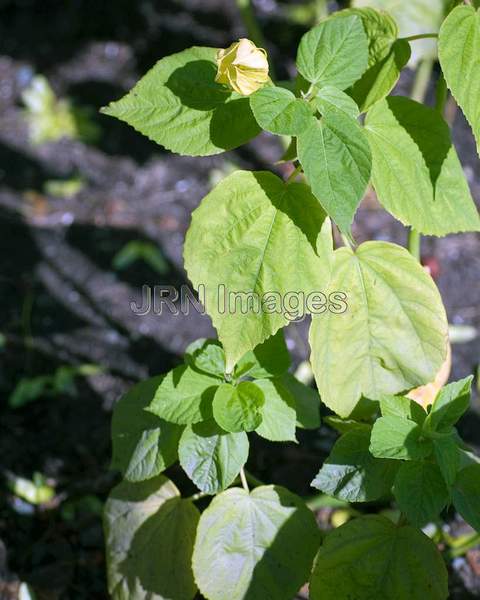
top-left (341, 233), bottom-right (353, 249)
top-left (235, 0), bottom-right (277, 80)
top-left (186, 491), bottom-right (210, 502)
top-left (403, 33), bottom-right (438, 42)
top-left (408, 229), bottom-right (421, 261)
top-left (410, 58), bottom-right (434, 104)
top-left (235, 0), bottom-right (264, 47)
top-left (286, 163), bottom-right (303, 184)
top-left (239, 467), bottom-right (250, 492)
top-left (450, 532), bottom-right (480, 558)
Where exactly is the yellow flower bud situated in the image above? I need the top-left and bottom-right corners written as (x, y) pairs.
top-left (215, 38), bottom-right (269, 96)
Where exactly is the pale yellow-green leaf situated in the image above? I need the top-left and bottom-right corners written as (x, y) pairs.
top-left (184, 170), bottom-right (329, 371)
top-left (104, 476), bottom-right (199, 600)
top-left (352, 0), bottom-right (448, 65)
top-left (438, 5), bottom-right (480, 157)
top-left (365, 97), bottom-right (480, 235)
top-left (309, 241), bottom-right (448, 417)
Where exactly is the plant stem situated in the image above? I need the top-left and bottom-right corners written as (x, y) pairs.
top-left (411, 58), bottom-right (434, 103)
top-left (235, 0), bottom-right (265, 48)
top-left (341, 233), bottom-right (353, 250)
top-left (408, 229), bottom-right (421, 261)
top-left (449, 532), bottom-right (480, 558)
top-left (239, 467), bottom-right (250, 492)
top-left (404, 33), bottom-right (438, 42)
top-left (235, 0), bottom-right (277, 80)
top-left (286, 163), bottom-right (303, 184)
top-left (186, 491), bottom-right (210, 502)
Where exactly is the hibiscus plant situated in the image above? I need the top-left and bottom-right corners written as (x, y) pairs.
top-left (101, 3), bottom-right (480, 599)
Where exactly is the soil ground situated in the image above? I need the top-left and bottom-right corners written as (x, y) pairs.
top-left (0, 1), bottom-right (479, 598)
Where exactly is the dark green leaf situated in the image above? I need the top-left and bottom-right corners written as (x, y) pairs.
top-left (393, 462), bottom-right (449, 527)
top-left (213, 381), bottom-right (264, 432)
top-left (309, 515), bottom-right (448, 600)
top-left (178, 420), bottom-right (249, 493)
top-left (351, 39), bottom-right (410, 112)
top-left (254, 378), bottom-right (297, 442)
top-left (298, 111), bottom-right (371, 233)
top-left (453, 463), bottom-right (480, 531)
top-left (370, 415), bottom-right (432, 460)
top-left (234, 329), bottom-right (291, 379)
top-left (101, 47), bottom-right (260, 156)
top-left (148, 365), bottom-right (218, 424)
top-left (426, 376), bottom-right (473, 432)
top-left (313, 85), bottom-right (360, 119)
top-left (297, 15), bottom-right (369, 90)
top-left (338, 8), bottom-right (411, 111)
top-left (111, 376), bottom-right (183, 482)
top-left (281, 373), bottom-right (321, 429)
top-left (184, 338), bottom-right (225, 379)
top-left (434, 435), bottom-right (460, 487)
top-left (380, 394), bottom-right (426, 424)
top-left (312, 427), bottom-right (398, 502)
top-left (250, 86), bottom-right (313, 135)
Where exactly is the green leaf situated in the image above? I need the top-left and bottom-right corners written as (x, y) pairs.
top-left (393, 462), bottom-right (449, 527)
top-left (9, 376), bottom-right (51, 408)
top-left (297, 111), bottom-right (371, 233)
top-left (281, 373), bottom-right (321, 429)
top-left (312, 427), bottom-right (398, 502)
top-left (184, 171), bottom-right (328, 371)
top-left (101, 47), bottom-right (260, 156)
top-left (111, 376), bottom-right (183, 482)
top-left (113, 241), bottom-right (169, 275)
top-left (192, 485), bottom-right (320, 600)
top-left (351, 39), bottom-right (410, 112)
top-left (335, 8), bottom-right (411, 112)
top-left (352, 0), bottom-right (447, 66)
top-left (104, 476), bottom-right (199, 600)
top-left (296, 15), bottom-right (369, 90)
top-left (234, 329), bottom-right (291, 379)
top-left (439, 5), bottom-right (480, 157)
top-left (370, 416), bottom-right (432, 460)
top-left (253, 378), bottom-right (297, 442)
top-left (427, 376), bottom-right (473, 432)
top-left (212, 381), bottom-right (264, 432)
top-left (250, 86), bottom-right (313, 135)
top-left (380, 394), bottom-right (426, 424)
top-left (453, 463), bottom-right (480, 531)
top-left (309, 515), bottom-right (448, 600)
top-left (434, 435), bottom-right (460, 487)
top-left (365, 97), bottom-right (480, 235)
top-left (148, 365), bottom-right (218, 424)
top-left (178, 420), bottom-right (249, 493)
top-left (310, 241), bottom-right (448, 417)
top-left (313, 85), bottom-right (360, 119)
top-left (324, 415), bottom-right (367, 434)
top-left (184, 338), bottom-right (225, 379)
